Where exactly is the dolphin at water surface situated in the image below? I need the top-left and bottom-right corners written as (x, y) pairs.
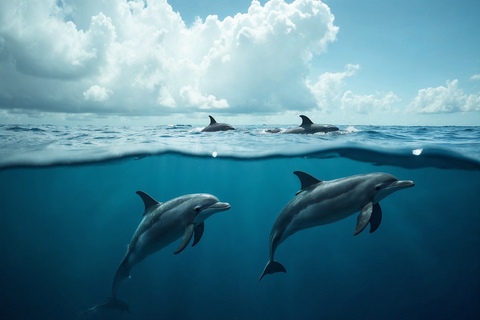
top-left (259, 171), bottom-right (414, 281)
top-left (283, 115), bottom-right (339, 134)
top-left (83, 191), bottom-right (230, 315)
top-left (201, 115), bottom-right (235, 132)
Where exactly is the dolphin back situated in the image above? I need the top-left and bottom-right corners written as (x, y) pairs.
top-left (202, 115), bottom-right (234, 132)
top-left (284, 115), bottom-right (338, 134)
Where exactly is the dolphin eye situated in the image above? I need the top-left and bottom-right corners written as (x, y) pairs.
top-left (194, 206), bottom-right (201, 212)
top-left (375, 185), bottom-right (382, 191)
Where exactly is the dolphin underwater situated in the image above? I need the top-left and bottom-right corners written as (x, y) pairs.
top-left (201, 115), bottom-right (235, 132)
top-left (259, 171), bottom-right (414, 281)
top-left (86, 191), bottom-right (230, 314)
top-left (283, 115), bottom-right (339, 134)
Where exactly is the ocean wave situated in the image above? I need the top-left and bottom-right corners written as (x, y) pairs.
top-left (1, 124), bottom-right (479, 171)
top-left (0, 143), bottom-right (479, 171)
top-left (6, 125), bottom-right (47, 132)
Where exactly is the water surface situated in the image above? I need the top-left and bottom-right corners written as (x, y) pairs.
top-left (0, 125), bottom-right (479, 320)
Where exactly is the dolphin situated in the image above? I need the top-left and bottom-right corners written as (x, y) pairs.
top-left (259, 171), bottom-right (414, 281)
top-left (283, 115), bottom-right (339, 134)
top-left (201, 115), bottom-right (235, 132)
top-left (86, 191), bottom-right (231, 314)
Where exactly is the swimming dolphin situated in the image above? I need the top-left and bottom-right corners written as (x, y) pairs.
top-left (87, 192), bottom-right (230, 314)
top-left (259, 171), bottom-right (414, 281)
top-left (283, 115), bottom-right (339, 134)
top-left (201, 115), bottom-right (235, 132)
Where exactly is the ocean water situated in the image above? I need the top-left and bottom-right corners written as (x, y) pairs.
top-left (0, 124), bottom-right (479, 320)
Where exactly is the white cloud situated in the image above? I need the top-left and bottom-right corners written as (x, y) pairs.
top-left (83, 85), bottom-right (112, 102)
top-left (197, 0), bottom-right (339, 112)
top-left (307, 64), bottom-right (401, 116)
top-left (407, 80), bottom-right (480, 113)
top-left (157, 87), bottom-right (176, 108)
top-left (0, 2), bottom-right (114, 80)
top-left (470, 74), bottom-right (480, 81)
top-left (0, 0), bottom-right (339, 117)
top-left (179, 85), bottom-right (229, 109)
top-left (307, 64), bottom-right (360, 110)
top-left (341, 91), bottom-right (400, 114)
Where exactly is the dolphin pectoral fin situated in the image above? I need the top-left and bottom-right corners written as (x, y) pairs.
top-left (354, 202), bottom-right (373, 236)
top-left (369, 203), bottom-right (382, 233)
top-left (192, 222), bottom-right (204, 247)
top-left (259, 260), bottom-right (286, 281)
top-left (174, 224), bottom-right (195, 254)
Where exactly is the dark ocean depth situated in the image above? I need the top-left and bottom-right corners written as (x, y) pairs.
top-left (0, 125), bottom-right (479, 320)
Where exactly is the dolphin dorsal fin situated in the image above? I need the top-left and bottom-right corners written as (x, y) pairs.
top-left (293, 171), bottom-right (322, 194)
top-left (299, 115), bottom-right (314, 126)
top-left (208, 115), bottom-right (217, 125)
top-left (136, 191), bottom-right (161, 216)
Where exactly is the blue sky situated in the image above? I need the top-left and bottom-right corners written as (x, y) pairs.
top-left (0, 0), bottom-right (479, 125)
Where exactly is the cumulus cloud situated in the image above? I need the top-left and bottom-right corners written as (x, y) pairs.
top-left (407, 80), bottom-right (480, 113)
top-left (306, 64), bottom-right (401, 116)
top-left (307, 64), bottom-right (360, 110)
top-left (470, 74), bottom-right (480, 81)
top-left (0, 2), bottom-right (114, 80)
top-left (179, 85), bottom-right (229, 110)
top-left (0, 0), bottom-right (339, 117)
top-left (341, 91), bottom-right (400, 114)
top-left (83, 85), bottom-right (112, 102)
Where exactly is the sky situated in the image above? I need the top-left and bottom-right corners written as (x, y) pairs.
top-left (0, 0), bottom-right (479, 126)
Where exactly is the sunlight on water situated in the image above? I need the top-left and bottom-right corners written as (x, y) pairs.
top-left (412, 148), bottom-right (423, 156)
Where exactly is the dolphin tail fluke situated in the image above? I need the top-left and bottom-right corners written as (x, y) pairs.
top-left (100, 297), bottom-right (131, 313)
top-left (259, 260), bottom-right (286, 281)
top-left (77, 297), bottom-right (130, 319)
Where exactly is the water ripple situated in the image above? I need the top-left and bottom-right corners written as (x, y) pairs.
top-left (0, 124), bottom-right (479, 170)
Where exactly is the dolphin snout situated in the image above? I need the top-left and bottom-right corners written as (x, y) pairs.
top-left (209, 202), bottom-right (231, 211)
top-left (391, 180), bottom-right (415, 189)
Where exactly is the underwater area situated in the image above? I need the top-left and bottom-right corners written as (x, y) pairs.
top-left (0, 124), bottom-right (479, 320)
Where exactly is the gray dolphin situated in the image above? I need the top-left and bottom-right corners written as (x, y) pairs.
top-left (89, 192), bottom-right (230, 314)
top-left (259, 171), bottom-right (414, 281)
top-left (201, 115), bottom-right (235, 132)
top-left (283, 115), bottom-right (339, 134)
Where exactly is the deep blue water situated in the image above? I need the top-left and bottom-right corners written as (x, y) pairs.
top-left (0, 125), bottom-right (479, 320)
